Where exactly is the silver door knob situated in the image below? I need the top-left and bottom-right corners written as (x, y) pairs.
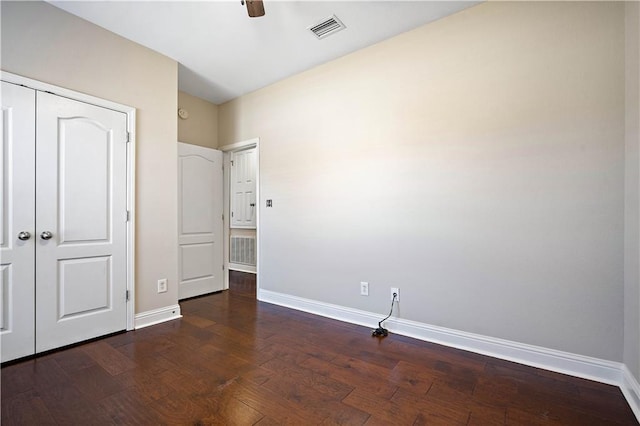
top-left (40, 231), bottom-right (53, 240)
top-left (18, 231), bottom-right (31, 241)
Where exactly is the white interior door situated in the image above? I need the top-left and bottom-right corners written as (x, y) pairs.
top-left (178, 143), bottom-right (223, 299)
top-left (35, 91), bottom-right (128, 353)
top-left (0, 82), bottom-right (36, 362)
top-left (230, 148), bottom-right (256, 228)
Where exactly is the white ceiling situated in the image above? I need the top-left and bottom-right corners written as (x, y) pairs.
top-left (50, 1), bottom-right (480, 105)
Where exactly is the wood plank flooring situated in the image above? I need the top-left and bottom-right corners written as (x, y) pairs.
top-left (2, 271), bottom-right (637, 425)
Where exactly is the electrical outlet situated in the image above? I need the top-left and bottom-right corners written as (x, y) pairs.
top-left (157, 278), bottom-right (168, 293)
top-left (360, 282), bottom-right (369, 296)
top-left (391, 287), bottom-right (399, 302)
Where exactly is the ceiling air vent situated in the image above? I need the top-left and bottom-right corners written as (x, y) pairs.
top-left (308, 15), bottom-right (346, 40)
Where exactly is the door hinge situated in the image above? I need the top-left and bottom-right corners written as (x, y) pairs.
top-left (231, 211), bottom-right (234, 218)
top-left (126, 210), bottom-right (131, 222)
top-left (222, 214), bottom-right (224, 221)
top-left (222, 264), bottom-right (225, 271)
top-left (126, 132), bottom-right (131, 143)
top-left (231, 160), bottom-right (234, 166)
top-left (126, 290), bottom-right (130, 301)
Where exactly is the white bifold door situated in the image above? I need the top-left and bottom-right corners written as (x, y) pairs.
top-left (178, 143), bottom-right (223, 300)
top-left (1, 82), bottom-right (128, 362)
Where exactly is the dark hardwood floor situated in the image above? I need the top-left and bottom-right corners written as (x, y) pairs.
top-left (2, 271), bottom-right (637, 425)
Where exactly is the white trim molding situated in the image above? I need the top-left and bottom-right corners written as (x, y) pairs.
top-left (125, 110), bottom-right (136, 331)
top-left (258, 289), bottom-right (636, 417)
top-left (134, 304), bottom-right (182, 329)
top-left (388, 317), bottom-right (622, 386)
top-left (219, 137), bottom-right (260, 152)
top-left (622, 365), bottom-right (640, 420)
top-left (229, 263), bottom-right (257, 274)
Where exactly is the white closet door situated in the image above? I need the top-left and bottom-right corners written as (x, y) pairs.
top-left (0, 82), bottom-right (36, 362)
top-left (35, 92), bottom-right (128, 353)
top-left (230, 147), bottom-right (256, 228)
top-left (178, 143), bottom-right (223, 299)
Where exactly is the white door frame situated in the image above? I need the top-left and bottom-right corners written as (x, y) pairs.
top-left (1, 71), bottom-right (137, 331)
top-left (220, 138), bottom-right (260, 292)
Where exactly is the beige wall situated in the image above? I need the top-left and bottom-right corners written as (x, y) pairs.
top-left (1, 1), bottom-right (179, 314)
top-left (178, 91), bottom-right (219, 149)
top-left (219, 2), bottom-right (625, 361)
top-left (625, 1), bottom-right (640, 381)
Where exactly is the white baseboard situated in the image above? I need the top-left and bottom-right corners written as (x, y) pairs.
top-left (622, 365), bottom-right (640, 420)
top-left (134, 304), bottom-right (182, 329)
top-left (388, 316), bottom-right (622, 386)
top-left (229, 263), bottom-right (257, 274)
top-left (258, 289), bottom-right (387, 329)
top-left (258, 289), bottom-right (633, 412)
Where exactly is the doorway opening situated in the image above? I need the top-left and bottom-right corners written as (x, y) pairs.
top-left (221, 138), bottom-right (260, 294)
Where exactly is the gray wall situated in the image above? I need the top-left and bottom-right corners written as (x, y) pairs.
top-left (625, 1), bottom-right (640, 380)
top-left (178, 91), bottom-right (219, 149)
top-left (220, 1), bottom-right (626, 361)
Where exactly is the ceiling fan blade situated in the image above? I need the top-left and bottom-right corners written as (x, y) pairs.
top-left (246, 0), bottom-right (265, 18)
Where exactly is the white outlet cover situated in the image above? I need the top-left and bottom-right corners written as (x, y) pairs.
top-left (158, 278), bottom-right (168, 293)
top-left (360, 281), bottom-right (369, 296)
top-left (391, 287), bottom-right (399, 302)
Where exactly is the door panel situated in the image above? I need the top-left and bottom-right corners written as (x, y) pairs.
top-left (181, 243), bottom-right (215, 279)
top-left (35, 92), bottom-right (127, 353)
top-left (1, 266), bottom-right (9, 330)
top-left (230, 148), bottom-right (256, 228)
top-left (58, 118), bottom-right (111, 243)
top-left (58, 256), bottom-right (111, 319)
top-left (0, 82), bottom-right (36, 362)
top-left (178, 143), bottom-right (223, 300)
top-left (181, 156), bottom-right (216, 235)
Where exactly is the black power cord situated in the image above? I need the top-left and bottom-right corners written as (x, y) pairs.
top-left (372, 292), bottom-right (397, 337)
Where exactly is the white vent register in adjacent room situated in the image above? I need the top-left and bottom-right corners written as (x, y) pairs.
top-left (308, 15), bottom-right (346, 39)
top-left (230, 236), bottom-right (256, 267)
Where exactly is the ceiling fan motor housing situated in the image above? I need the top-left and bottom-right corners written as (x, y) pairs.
top-left (244, 0), bottom-right (265, 18)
